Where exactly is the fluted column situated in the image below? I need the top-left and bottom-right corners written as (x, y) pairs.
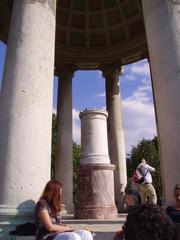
top-left (55, 65), bottom-right (76, 214)
top-left (0, 0), bottom-right (56, 237)
top-left (142, 0), bottom-right (180, 205)
top-left (102, 65), bottom-right (127, 211)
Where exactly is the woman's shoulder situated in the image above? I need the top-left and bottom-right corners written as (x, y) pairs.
top-left (36, 199), bottom-right (49, 212)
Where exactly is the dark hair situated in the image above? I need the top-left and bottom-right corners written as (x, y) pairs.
top-left (123, 204), bottom-right (178, 240)
top-left (40, 179), bottom-right (62, 215)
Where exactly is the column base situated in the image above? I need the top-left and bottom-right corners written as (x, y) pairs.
top-left (75, 205), bottom-right (117, 219)
top-left (60, 204), bottom-right (74, 215)
top-left (0, 205), bottom-right (35, 240)
top-left (75, 164), bottom-right (118, 219)
top-left (116, 199), bottom-right (128, 213)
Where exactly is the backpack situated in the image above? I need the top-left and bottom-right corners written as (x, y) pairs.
top-left (132, 166), bottom-right (147, 184)
top-left (9, 222), bottom-right (36, 236)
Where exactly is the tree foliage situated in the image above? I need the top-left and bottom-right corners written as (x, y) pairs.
top-left (73, 142), bottom-right (80, 206)
top-left (127, 137), bottom-right (162, 199)
top-left (51, 113), bottom-right (57, 179)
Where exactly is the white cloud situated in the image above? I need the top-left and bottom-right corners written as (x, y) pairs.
top-left (130, 61), bottom-right (150, 76)
top-left (89, 70), bottom-right (103, 80)
top-left (52, 108), bottom-right (57, 114)
top-left (122, 60), bottom-right (150, 81)
top-left (129, 84), bottom-right (152, 103)
top-left (72, 81), bottom-right (157, 155)
top-left (97, 70), bottom-right (103, 79)
top-left (73, 108), bottom-right (81, 144)
top-left (122, 83), bottom-right (157, 153)
top-left (123, 74), bottom-right (136, 81)
top-left (141, 77), bottom-right (151, 85)
top-left (72, 63), bottom-right (156, 155)
top-left (96, 92), bottom-right (105, 97)
top-left (51, 107), bottom-right (81, 144)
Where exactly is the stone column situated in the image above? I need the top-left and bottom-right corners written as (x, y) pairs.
top-left (0, 0), bottom-right (56, 237)
top-left (55, 65), bottom-right (76, 214)
top-left (142, 0), bottom-right (180, 205)
top-left (102, 66), bottom-right (127, 211)
top-left (75, 110), bottom-right (117, 219)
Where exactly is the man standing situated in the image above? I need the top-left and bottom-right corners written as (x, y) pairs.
top-left (137, 159), bottom-right (157, 204)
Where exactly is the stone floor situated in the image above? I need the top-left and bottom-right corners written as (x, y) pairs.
top-left (11, 214), bottom-right (127, 240)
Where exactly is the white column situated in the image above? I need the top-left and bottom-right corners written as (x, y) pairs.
top-left (80, 110), bottom-right (110, 165)
top-left (0, 0), bottom-right (56, 233)
top-left (55, 65), bottom-right (75, 214)
top-left (142, 0), bottom-right (180, 205)
top-left (102, 66), bottom-right (127, 211)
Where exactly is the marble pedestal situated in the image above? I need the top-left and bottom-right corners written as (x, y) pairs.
top-left (75, 110), bottom-right (117, 219)
top-left (75, 164), bottom-right (117, 219)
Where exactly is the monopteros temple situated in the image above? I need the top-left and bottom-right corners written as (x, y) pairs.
top-left (0, 0), bottom-right (180, 238)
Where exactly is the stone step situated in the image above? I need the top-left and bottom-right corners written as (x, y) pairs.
top-left (6, 214), bottom-right (127, 240)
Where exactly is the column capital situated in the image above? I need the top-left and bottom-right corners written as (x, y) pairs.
top-left (100, 64), bottom-right (122, 79)
top-left (55, 64), bottom-right (78, 79)
top-left (24, 0), bottom-right (56, 15)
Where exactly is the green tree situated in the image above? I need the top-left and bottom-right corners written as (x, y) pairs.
top-left (127, 137), bottom-right (162, 200)
top-left (73, 142), bottom-right (80, 206)
top-left (51, 113), bottom-right (57, 179)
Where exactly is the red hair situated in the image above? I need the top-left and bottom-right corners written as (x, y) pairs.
top-left (40, 179), bottom-right (62, 215)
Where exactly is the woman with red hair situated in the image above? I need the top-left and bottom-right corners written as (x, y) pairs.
top-left (36, 179), bottom-right (93, 240)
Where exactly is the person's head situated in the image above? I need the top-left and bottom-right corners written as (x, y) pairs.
top-left (40, 179), bottom-right (62, 214)
top-left (125, 179), bottom-right (140, 207)
top-left (141, 158), bottom-right (146, 164)
top-left (126, 193), bottom-right (138, 207)
top-left (174, 184), bottom-right (180, 206)
top-left (123, 204), bottom-right (178, 240)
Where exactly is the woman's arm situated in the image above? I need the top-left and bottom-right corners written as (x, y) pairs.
top-left (38, 210), bottom-right (71, 233)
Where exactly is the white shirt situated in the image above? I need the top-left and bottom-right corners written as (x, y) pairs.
top-left (137, 163), bottom-right (155, 184)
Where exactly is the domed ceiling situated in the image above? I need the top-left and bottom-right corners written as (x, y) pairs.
top-left (0, 0), bottom-right (148, 69)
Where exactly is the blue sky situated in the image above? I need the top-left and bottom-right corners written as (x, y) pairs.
top-left (0, 41), bottom-right (157, 153)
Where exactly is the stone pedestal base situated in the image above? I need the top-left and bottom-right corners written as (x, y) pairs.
top-left (60, 204), bottom-right (74, 215)
top-left (75, 164), bottom-right (118, 219)
top-left (0, 205), bottom-right (35, 240)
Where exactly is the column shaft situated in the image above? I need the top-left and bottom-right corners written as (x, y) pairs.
top-left (102, 67), bottom-right (127, 210)
top-left (142, 0), bottom-right (180, 204)
top-left (55, 66), bottom-right (74, 213)
top-left (0, 0), bottom-right (56, 209)
top-left (0, 2), bottom-right (56, 237)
